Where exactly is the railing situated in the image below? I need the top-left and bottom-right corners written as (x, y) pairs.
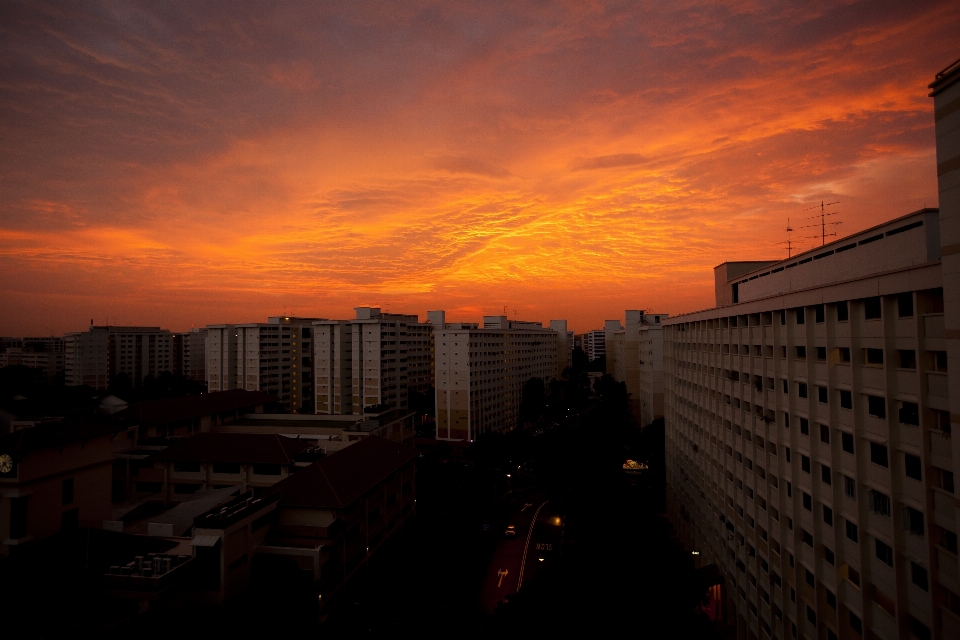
top-left (931, 430), bottom-right (953, 462)
top-left (925, 314), bottom-right (945, 338)
top-left (929, 372), bottom-right (949, 398)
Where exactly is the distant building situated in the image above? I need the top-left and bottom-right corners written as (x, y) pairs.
top-left (313, 307), bottom-right (433, 416)
top-left (549, 320), bottom-right (572, 376)
top-left (0, 336), bottom-right (64, 382)
top-left (64, 326), bottom-right (174, 389)
top-left (206, 317), bottom-right (321, 412)
top-left (583, 329), bottom-right (607, 362)
top-left (608, 310), bottom-right (669, 427)
top-left (435, 316), bottom-right (559, 440)
top-left (0, 419), bottom-right (136, 556)
top-left (173, 328), bottom-right (207, 383)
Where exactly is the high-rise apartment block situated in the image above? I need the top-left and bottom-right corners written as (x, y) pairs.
top-left (64, 326), bottom-right (174, 389)
top-left (662, 59), bottom-right (960, 640)
top-left (174, 328), bottom-right (207, 383)
top-left (583, 329), bottom-right (607, 362)
top-left (206, 317), bottom-right (320, 412)
top-left (0, 337), bottom-right (64, 382)
top-left (609, 310), bottom-right (668, 427)
top-left (435, 315), bottom-right (559, 440)
top-left (313, 307), bottom-right (433, 415)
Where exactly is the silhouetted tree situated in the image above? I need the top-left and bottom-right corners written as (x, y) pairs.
top-left (518, 377), bottom-right (545, 425)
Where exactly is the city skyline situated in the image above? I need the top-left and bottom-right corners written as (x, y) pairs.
top-left (2, 2), bottom-right (959, 335)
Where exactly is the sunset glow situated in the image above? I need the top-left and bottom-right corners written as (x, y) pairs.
top-left (2, 1), bottom-right (959, 333)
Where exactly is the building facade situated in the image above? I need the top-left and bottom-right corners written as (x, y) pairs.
top-left (64, 326), bottom-right (174, 389)
top-left (313, 308), bottom-right (432, 416)
top-left (435, 317), bottom-right (559, 440)
top-left (662, 203), bottom-right (958, 640)
top-left (174, 328), bottom-right (207, 383)
top-left (609, 310), bottom-right (669, 427)
top-left (206, 317), bottom-right (319, 412)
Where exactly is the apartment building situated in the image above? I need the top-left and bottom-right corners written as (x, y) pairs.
top-left (206, 317), bottom-right (320, 412)
top-left (313, 307), bottom-right (433, 416)
top-left (435, 316), bottom-right (559, 440)
top-left (174, 328), bottom-right (207, 383)
top-left (608, 310), bottom-right (669, 427)
top-left (64, 326), bottom-right (174, 389)
top-left (583, 329), bottom-right (607, 362)
top-left (663, 201), bottom-right (958, 640)
top-left (0, 336), bottom-right (64, 382)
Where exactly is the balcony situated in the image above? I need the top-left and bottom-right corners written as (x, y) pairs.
top-left (940, 547), bottom-right (960, 594)
top-left (925, 313), bottom-right (945, 338)
top-left (929, 372), bottom-right (949, 398)
top-left (935, 489), bottom-right (957, 529)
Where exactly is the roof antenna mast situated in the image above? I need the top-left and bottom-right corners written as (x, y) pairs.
top-left (802, 200), bottom-right (841, 246)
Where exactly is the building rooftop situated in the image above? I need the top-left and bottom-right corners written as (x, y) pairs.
top-left (265, 436), bottom-right (419, 509)
top-left (929, 55), bottom-right (960, 96)
top-left (120, 389), bottom-right (278, 429)
top-left (0, 418), bottom-right (130, 461)
top-left (150, 432), bottom-right (316, 464)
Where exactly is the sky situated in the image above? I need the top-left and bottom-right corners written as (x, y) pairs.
top-left (1, 1), bottom-right (959, 335)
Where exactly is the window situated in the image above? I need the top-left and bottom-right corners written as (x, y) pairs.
top-left (899, 350), bottom-right (917, 369)
top-left (807, 605), bottom-right (817, 625)
top-left (850, 612), bottom-right (862, 635)
top-left (899, 401), bottom-right (920, 426)
top-left (801, 455), bottom-right (811, 473)
top-left (846, 520), bottom-right (859, 542)
top-left (940, 527), bottom-right (958, 553)
top-left (898, 292), bottom-right (914, 317)
top-left (212, 462), bottom-right (242, 475)
top-left (875, 539), bottom-right (894, 566)
top-left (818, 386), bottom-right (828, 403)
top-left (802, 529), bottom-right (813, 546)
top-left (816, 346), bottom-right (827, 360)
top-left (941, 469), bottom-right (955, 493)
top-left (803, 492), bottom-right (812, 510)
top-left (820, 424), bottom-right (830, 443)
top-left (173, 461), bottom-right (202, 473)
top-left (252, 463), bottom-right (282, 475)
top-left (821, 464), bottom-right (832, 485)
top-left (936, 409), bottom-right (952, 434)
top-left (865, 297), bottom-right (882, 319)
top-left (62, 478), bottom-right (74, 505)
top-left (61, 508), bottom-right (79, 530)
top-left (905, 454), bottom-right (922, 481)
top-left (869, 489), bottom-right (891, 516)
top-left (798, 382), bottom-right (807, 398)
top-left (839, 347), bottom-right (850, 362)
top-left (824, 547), bottom-right (835, 565)
top-left (865, 348), bottom-right (884, 365)
top-left (796, 308), bottom-right (805, 324)
top-left (844, 475), bottom-right (856, 498)
top-left (796, 346), bottom-right (807, 359)
top-left (840, 389), bottom-right (852, 409)
top-left (800, 418), bottom-right (809, 435)
top-left (870, 441), bottom-right (889, 467)
top-left (782, 379), bottom-right (788, 394)
top-left (10, 496), bottom-right (28, 539)
top-left (841, 432), bottom-right (854, 453)
top-left (787, 481), bottom-right (792, 497)
top-left (805, 569), bottom-right (815, 586)
top-left (823, 505), bottom-right (833, 525)
top-left (868, 396), bottom-right (886, 419)
top-left (932, 350), bottom-right (949, 372)
top-left (815, 305), bottom-right (825, 323)
top-left (910, 618), bottom-right (931, 640)
top-left (903, 506), bottom-right (925, 536)
top-left (780, 310), bottom-right (786, 325)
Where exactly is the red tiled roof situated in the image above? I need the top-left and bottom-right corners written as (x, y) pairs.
top-left (124, 389), bottom-right (277, 428)
top-left (267, 436), bottom-right (418, 509)
top-left (150, 432), bottom-right (312, 464)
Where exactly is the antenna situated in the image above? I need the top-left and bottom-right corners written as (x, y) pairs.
top-left (801, 201), bottom-right (841, 246)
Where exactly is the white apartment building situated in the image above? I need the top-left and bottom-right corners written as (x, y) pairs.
top-left (662, 61), bottom-right (960, 640)
top-left (435, 316), bottom-right (559, 441)
top-left (609, 310), bottom-right (669, 427)
top-left (584, 329), bottom-right (607, 362)
top-left (64, 326), bottom-right (174, 389)
top-left (313, 308), bottom-right (433, 416)
top-left (206, 317), bottom-right (320, 412)
top-left (0, 337), bottom-right (64, 382)
top-left (175, 328), bottom-right (207, 383)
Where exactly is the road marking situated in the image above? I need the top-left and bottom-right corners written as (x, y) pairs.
top-left (497, 569), bottom-right (508, 587)
top-left (520, 503), bottom-right (533, 511)
top-left (517, 500), bottom-right (547, 591)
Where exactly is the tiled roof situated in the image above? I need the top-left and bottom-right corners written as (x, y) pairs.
top-left (150, 432), bottom-right (312, 464)
top-left (267, 436), bottom-right (419, 509)
top-left (123, 389), bottom-right (277, 428)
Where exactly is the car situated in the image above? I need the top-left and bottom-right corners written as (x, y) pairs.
top-left (504, 525), bottom-right (517, 538)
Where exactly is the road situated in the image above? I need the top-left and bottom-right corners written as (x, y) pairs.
top-left (478, 494), bottom-right (563, 611)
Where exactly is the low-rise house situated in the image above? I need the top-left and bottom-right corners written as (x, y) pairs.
top-left (129, 433), bottom-right (321, 503)
top-left (0, 419), bottom-right (136, 556)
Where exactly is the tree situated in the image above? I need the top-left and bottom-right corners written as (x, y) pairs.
top-left (518, 377), bottom-right (545, 425)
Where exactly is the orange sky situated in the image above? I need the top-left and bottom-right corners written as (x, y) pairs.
top-left (2, 1), bottom-right (959, 334)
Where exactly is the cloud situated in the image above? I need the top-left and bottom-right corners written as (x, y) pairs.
top-left (0, 0), bottom-right (958, 333)
top-left (569, 153), bottom-right (647, 171)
